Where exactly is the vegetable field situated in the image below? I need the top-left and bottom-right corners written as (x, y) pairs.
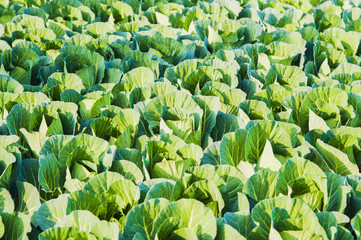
top-left (1, 0), bottom-right (361, 239)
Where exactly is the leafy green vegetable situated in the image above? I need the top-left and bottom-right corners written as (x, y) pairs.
top-left (0, 0), bottom-right (361, 238)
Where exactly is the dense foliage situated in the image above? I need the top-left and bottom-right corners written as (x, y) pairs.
top-left (1, 0), bottom-right (361, 239)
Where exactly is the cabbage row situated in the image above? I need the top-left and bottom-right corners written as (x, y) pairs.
top-left (1, 0), bottom-right (361, 239)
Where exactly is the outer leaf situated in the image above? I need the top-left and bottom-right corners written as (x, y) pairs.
top-left (220, 129), bottom-right (247, 167)
top-left (1, 212), bottom-right (31, 240)
top-left (36, 194), bottom-right (69, 230)
top-left (15, 181), bottom-right (41, 226)
top-left (39, 154), bottom-right (65, 193)
top-left (123, 198), bottom-right (170, 240)
top-left (316, 140), bottom-right (360, 176)
top-left (352, 211), bottom-right (361, 238)
top-left (54, 210), bottom-right (100, 232)
top-left (0, 188), bottom-right (14, 214)
top-left (152, 199), bottom-right (217, 240)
